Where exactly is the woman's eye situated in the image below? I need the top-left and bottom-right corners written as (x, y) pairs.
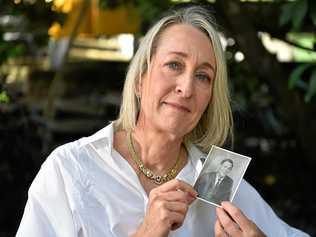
top-left (196, 73), bottom-right (210, 82)
top-left (167, 61), bottom-right (182, 70)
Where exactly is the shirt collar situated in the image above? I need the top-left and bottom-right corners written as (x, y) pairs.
top-left (78, 122), bottom-right (114, 153)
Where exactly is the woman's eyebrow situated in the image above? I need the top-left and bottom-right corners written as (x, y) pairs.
top-left (168, 51), bottom-right (215, 73)
top-left (200, 62), bottom-right (215, 73)
top-left (168, 51), bottom-right (188, 58)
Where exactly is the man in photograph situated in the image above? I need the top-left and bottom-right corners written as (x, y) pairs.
top-left (195, 159), bottom-right (234, 205)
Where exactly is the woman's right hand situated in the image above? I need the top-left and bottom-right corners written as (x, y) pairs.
top-left (132, 179), bottom-right (197, 237)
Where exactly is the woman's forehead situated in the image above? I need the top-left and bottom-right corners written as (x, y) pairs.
top-left (154, 24), bottom-right (215, 65)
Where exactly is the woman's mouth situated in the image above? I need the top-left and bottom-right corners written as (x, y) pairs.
top-left (163, 102), bottom-right (191, 112)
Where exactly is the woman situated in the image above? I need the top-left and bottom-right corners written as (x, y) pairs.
top-left (17, 5), bottom-right (309, 237)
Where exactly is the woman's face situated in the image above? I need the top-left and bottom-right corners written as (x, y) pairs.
top-left (138, 24), bottom-right (216, 138)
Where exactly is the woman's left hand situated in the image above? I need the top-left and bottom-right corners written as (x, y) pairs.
top-left (215, 201), bottom-right (266, 237)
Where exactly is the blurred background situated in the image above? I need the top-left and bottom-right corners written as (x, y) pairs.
top-left (0, 0), bottom-right (315, 236)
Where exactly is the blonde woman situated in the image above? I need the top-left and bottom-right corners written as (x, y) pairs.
top-left (17, 5), bottom-right (309, 237)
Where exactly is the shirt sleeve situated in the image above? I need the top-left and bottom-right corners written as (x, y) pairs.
top-left (234, 180), bottom-right (310, 237)
top-left (16, 148), bottom-right (78, 237)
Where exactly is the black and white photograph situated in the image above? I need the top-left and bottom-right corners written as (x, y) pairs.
top-left (194, 145), bottom-right (251, 207)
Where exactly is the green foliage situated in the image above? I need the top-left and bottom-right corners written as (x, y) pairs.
top-left (288, 63), bottom-right (316, 102)
top-left (292, 0), bottom-right (308, 30)
top-left (0, 91), bottom-right (9, 103)
top-left (280, 0), bottom-right (314, 30)
top-left (280, 0), bottom-right (316, 103)
top-left (288, 64), bottom-right (310, 89)
top-left (309, 0), bottom-right (316, 25)
top-left (305, 68), bottom-right (316, 102)
top-left (0, 42), bottom-right (26, 64)
top-left (279, 1), bottom-right (294, 27)
top-left (0, 0), bottom-right (57, 64)
top-left (135, 0), bottom-right (170, 27)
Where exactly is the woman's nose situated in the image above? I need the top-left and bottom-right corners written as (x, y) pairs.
top-left (175, 74), bottom-right (193, 98)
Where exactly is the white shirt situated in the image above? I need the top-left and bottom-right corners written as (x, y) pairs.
top-left (16, 123), bottom-right (310, 237)
top-left (215, 174), bottom-right (224, 186)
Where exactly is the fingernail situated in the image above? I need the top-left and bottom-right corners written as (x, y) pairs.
top-left (192, 190), bottom-right (198, 197)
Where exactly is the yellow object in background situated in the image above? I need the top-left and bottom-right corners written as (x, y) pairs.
top-left (48, 0), bottom-right (140, 39)
top-left (52, 0), bottom-right (74, 13)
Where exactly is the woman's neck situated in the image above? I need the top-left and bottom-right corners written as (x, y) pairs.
top-left (133, 124), bottom-right (185, 174)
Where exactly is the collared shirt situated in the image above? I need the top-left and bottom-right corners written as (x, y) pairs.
top-left (16, 123), bottom-right (310, 237)
top-left (215, 174), bottom-right (223, 186)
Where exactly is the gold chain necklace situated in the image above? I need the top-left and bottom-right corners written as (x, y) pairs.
top-left (126, 131), bottom-right (182, 185)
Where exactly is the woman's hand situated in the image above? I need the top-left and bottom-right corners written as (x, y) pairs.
top-left (132, 179), bottom-right (197, 237)
top-left (215, 201), bottom-right (266, 237)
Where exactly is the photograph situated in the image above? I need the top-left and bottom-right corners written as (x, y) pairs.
top-left (194, 145), bottom-right (251, 207)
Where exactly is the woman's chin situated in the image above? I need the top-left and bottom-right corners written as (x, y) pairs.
top-left (155, 121), bottom-right (191, 138)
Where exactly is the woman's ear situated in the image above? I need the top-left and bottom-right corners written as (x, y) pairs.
top-left (136, 74), bottom-right (144, 98)
top-left (135, 76), bottom-right (143, 109)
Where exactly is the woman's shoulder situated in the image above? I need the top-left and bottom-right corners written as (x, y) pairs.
top-left (233, 179), bottom-right (279, 224)
top-left (233, 179), bottom-right (264, 207)
top-left (30, 123), bottom-right (115, 191)
top-left (45, 122), bottom-right (114, 165)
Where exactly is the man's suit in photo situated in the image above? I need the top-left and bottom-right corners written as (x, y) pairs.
top-left (195, 172), bottom-right (233, 205)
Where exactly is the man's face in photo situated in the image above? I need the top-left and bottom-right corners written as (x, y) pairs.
top-left (218, 161), bottom-right (233, 177)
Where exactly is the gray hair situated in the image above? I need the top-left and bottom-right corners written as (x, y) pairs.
top-left (114, 5), bottom-right (233, 152)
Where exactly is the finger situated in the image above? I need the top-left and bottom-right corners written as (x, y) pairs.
top-left (221, 201), bottom-right (251, 230)
top-left (149, 189), bottom-right (194, 205)
top-left (160, 191), bottom-right (195, 204)
top-left (168, 211), bottom-right (185, 231)
top-left (214, 219), bottom-right (229, 237)
top-left (157, 179), bottom-right (197, 197)
top-left (216, 207), bottom-right (242, 236)
top-left (164, 201), bottom-right (188, 215)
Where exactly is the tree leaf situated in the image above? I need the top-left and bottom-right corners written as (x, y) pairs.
top-left (309, 0), bottom-right (316, 26)
top-left (0, 91), bottom-right (10, 103)
top-left (288, 64), bottom-right (310, 89)
top-left (304, 68), bottom-right (316, 102)
top-left (279, 2), bottom-right (294, 26)
top-left (292, 0), bottom-right (308, 30)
